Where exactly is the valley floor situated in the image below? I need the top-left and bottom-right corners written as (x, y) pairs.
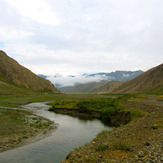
top-left (62, 95), bottom-right (163, 163)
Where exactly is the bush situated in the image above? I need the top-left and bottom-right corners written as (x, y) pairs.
top-left (151, 125), bottom-right (158, 130)
top-left (48, 107), bottom-right (54, 111)
top-left (95, 144), bottom-right (108, 151)
top-left (113, 139), bottom-right (131, 151)
top-left (102, 107), bottom-right (115, 122)
top-left (76, 101), bottom-right (89, 110)
top-left (130, 107), bottom-right (144, 120)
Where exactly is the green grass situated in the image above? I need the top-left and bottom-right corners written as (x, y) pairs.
top-left (48, 95), bottom-right (126, 112)
top-left (95, 144), bottom-right (108, 151)
top-left (130, 107), bottom-right (144, 120)
top-left (113, 139), bottom-right (132, 151)
top-left (0, 93), bottom-right (59, 107)
top-left (48, 94), bottom-right (133, 125)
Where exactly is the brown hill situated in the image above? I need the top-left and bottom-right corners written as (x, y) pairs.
top-left (112, 63), bottom-right (163, 93)
top-left (90, 81), bottom-right (126, 94)
top-left (0, 50), bottom-right (60, 93)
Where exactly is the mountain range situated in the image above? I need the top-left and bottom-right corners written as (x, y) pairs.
top-left (39, 70), bottom-right (143, 93)
top-left (1, 50), bottom-right (162, 94)
top-left (83, 70), bottom-right (143, 81)
top-left (0, 50), bottom-right (60, 94)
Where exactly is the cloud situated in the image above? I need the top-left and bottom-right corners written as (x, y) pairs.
top-left (122, 73), bottom-right (130, 78)
top-left (0, 26), bottom-right (34, 42)
top-left (0, 0), bottom-right (163, 76)
top-left (4, 0), bottom-right (60, 25)
top-left (47, 74), bottom-right (110, 87)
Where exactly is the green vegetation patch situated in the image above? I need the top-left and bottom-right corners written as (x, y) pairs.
top-left (113, 139), bottom-right (132, 151)
top-left (130, 107), bottom-right (144, 121)
top-left (95, 144), bottom-right (108, 151)
top-left (48, 95), bottom-right (132, 126)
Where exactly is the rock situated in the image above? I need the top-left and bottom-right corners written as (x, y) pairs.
top-left (145, 141), bottom-right (150, 146)
top-left (138, 151), bottom-right (144, 158)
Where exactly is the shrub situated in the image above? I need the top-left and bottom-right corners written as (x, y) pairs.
top-left (48, 107), bottom-right (54, 111)
top-left (113, 139), bottom-right (131, 151)
top-left (95, 144), bottom-right (108, 151)
top-left (130, 107), bottom-right (144, 120)
top-left (76, 101), bottom-right (89, 110)
top-left (102, 107), bottom-right (115, 122)
top-left (151, 125), bottom-right (158, 130)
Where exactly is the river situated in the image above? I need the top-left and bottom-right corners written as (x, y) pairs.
top-left (0, 103), bottom-right (112, 163)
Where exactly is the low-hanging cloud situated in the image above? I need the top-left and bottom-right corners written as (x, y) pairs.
top-left (47, 74), bottom-right (113, 87)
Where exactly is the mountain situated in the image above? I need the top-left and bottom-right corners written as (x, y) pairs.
top-left (111, 63), bottom-right (163, 94)
top-left (38, 74), bottom-right (49, 79)
top-left (57, 71), bottom-right (143, 93)
top-left (0, 50), bottom-right (60, 94)
top-left (90, 81), bottom-right (126, 94)
top-left (84, 70), bottom-right (143, 81)
top-left (60, 80), bottom-right (108, 93)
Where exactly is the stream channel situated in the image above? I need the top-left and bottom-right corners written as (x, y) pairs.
top-left (0, 102), bottom-right (112, 163)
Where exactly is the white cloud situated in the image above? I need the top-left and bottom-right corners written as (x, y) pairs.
top-left (0, 26), bottom-right (34, 42)
top-left (122, 73), bottom-right (130, 78)
top-left (47, 74), bottom-right (109, 87)
top-left (0, 0), bottom-right (163, 77)
top-left (4, 0), bottom-right (60, 25)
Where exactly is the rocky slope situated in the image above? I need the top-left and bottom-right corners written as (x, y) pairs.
top-left (0, 50), bottom-right (59, 93)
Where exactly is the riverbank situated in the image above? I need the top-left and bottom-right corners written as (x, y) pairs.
top-left (0, 107), bottom-right (55, 152)
top-left (48, 95), bottom-right (133, 127)
top-left (49, 106), bottom-right (131, 127)
top-left (62, 95), bottom-right (163, 162)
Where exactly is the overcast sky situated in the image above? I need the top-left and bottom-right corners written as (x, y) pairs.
top-left (0, 0), bottom-right (163, 76)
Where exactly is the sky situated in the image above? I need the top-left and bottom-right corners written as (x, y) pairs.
top-left (0, 0), bottom-right (163, 76)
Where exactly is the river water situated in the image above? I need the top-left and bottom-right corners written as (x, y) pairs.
top-left (0, 103), bottom-right (111, 163)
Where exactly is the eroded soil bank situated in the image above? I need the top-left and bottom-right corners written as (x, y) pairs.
top-left (62, 95), bottom-right (163, 163)
top-left (50, 107), bottom-right (130, 127)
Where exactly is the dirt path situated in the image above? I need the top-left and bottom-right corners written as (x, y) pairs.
top-left (63, 95), bottom-right (163, 163)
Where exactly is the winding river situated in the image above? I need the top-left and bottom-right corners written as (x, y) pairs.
top-left (0, 103), bottom-right (112, 163)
